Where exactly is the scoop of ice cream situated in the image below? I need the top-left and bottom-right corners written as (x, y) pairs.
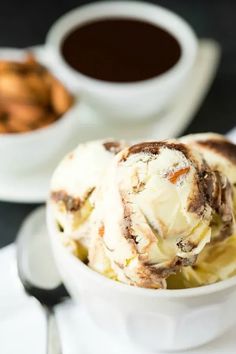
top-left (50, 139), bottom-right (127, 259)
top-left (167, 233), bottom-right (236, 289)
top-left (180, 132), bottom-right (236, 187)
top-left (180, 133), bottom-right (236, 241)
top-left (89, 140), bottom-right (230, 289)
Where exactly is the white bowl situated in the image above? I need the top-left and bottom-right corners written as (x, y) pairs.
top-left (46, 1), bottom-right (197, 121)
top-left (0, 48), bottom-right (80, 178)
top-left (47, 205), bottom-right (236, 352)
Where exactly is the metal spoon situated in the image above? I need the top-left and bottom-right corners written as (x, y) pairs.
top-left (16, 206), bottom-right (68, 354)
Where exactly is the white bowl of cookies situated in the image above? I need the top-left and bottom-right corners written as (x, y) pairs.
top-left (0, 48), bottom-right (79, 178)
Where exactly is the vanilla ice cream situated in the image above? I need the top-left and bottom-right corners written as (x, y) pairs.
top-left (89, 141), bottom-right (233, 289)
top-left (167, 233), bottom-right (236, 289)
top-left (181, 133), bottom-right (236, 241)
top-left (49, 134), bottom-right (236, 290)
top-left (50, 139), bottom-right (127, 259)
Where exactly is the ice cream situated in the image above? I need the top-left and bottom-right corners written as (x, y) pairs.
top-left (167, 233), bottom-right (236, 289)
top-left (180, 133), bottom-right (236, 241)
top-left (49, 134), bottom-right (236, 290)
top-left (89, 140), bottom-right (234, 289)
top-left (180, 133), bottom-right (236, 186)
top-left (50, 139), bottom-right (127, 260)
top-left (164, 133), bottom-right (236, 289)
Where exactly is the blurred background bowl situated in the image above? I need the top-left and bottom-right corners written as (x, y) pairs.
top-left (0, 47), bottom-right (80, 178)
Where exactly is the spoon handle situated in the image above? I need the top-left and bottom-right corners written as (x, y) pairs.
top-left (45, 307), bottom-right (62, 354)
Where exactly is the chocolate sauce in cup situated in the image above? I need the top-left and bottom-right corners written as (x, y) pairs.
top-left (46, 1), bottom-right (197, 121)
top-left (61, 18), bottom-right (181, 83)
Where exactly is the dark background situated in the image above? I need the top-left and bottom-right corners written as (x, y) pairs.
top-left (0, 0), bottom-right (235, 248)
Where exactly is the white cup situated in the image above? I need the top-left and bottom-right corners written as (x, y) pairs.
top-left (46, 1), bottom-right (197, 122)
top-left (47, 205), bottom-right (236, 352)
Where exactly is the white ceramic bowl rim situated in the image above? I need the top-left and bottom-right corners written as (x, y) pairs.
top-left (48, 206), bottom-right (236, 299)
top-left (46, 0), bottom-right (197, 92)
top-left (70, 248), bottom-right (236, 298)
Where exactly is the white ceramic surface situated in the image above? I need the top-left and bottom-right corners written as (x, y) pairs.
top-left (0, 47), bottom-right (80, 178)
top-left (47, 204), bottom-right (236, 352)
top-left (46, 1), bottom-right (197, 121)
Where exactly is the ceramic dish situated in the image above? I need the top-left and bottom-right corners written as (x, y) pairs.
top-left (0, 47), bottom-right (81, 202)
top-left (0, 47), bottom-right (80, 174)
top-left (47, 203), bottom-right (236, 352)
top-left (46, 1), bottom-right (197, 121)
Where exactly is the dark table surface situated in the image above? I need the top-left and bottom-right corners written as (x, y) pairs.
top-left (0, 0), bottom-right (235, 248)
